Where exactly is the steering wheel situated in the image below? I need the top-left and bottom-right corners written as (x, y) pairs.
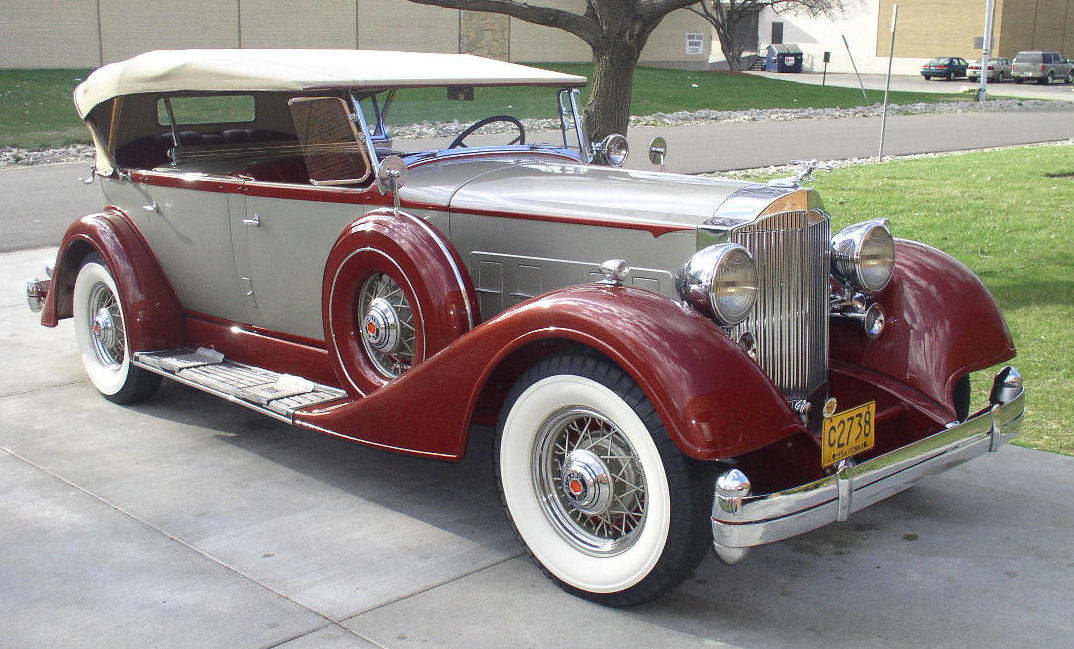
top-left (448, 115), bottom-right (526, 149)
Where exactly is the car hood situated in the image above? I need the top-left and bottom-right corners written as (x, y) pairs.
top-left (400, 155), bottom-right (766, 230)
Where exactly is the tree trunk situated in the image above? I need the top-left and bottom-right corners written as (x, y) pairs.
top-left (716, 23), bottom-right (744, 71)
top-left (583, 45), bottom-right (641, 143)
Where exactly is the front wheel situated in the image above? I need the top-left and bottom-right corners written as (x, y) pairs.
top-left (495, 352), bottom-right (712, 606)
top-left (73, 252), bottom-right (161, 404)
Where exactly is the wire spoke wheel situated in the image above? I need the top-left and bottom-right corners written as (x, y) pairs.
top-left (357, 272), bottom-right (415, 378)
top-left (88, 282), bottom-right (126, 369)
top-left (534, 408), bottom-right (648, 556)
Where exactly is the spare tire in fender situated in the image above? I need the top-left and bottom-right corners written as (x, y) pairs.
top-left (323, 210), bottom-right (478, 397)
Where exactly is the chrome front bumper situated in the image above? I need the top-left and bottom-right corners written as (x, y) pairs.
top-left (25, 261), bottom-right (53, 313)
top-left (711, 367), bottom-right (1025, 564)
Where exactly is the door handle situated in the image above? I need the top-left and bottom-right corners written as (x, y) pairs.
top-left (242, 214), bottom-right (261, 227)
top-left (141, 201), bottom-right (159, 213)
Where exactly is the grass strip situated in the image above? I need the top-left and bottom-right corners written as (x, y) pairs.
top-left (1, 65), bottom-right (962, 149)
top-left (787, 145), bottom-right (1073, 455)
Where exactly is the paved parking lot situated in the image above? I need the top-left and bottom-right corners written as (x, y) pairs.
top-left (748, 71), bottom-right (1074, 101)
top-left (2, 247), bottom-right (1073, 648)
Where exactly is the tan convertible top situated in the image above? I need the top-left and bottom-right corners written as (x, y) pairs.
top-left (73, 49), bottom-right (588, 118)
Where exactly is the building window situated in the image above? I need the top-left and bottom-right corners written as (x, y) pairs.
top-left (771, 22), bottom-right (784, 45)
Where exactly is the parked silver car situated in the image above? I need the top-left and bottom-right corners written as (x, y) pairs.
top-left (967, 57), bottom-right (1011, 82)
top-left (1012, 50), bottom-right (1074, 84)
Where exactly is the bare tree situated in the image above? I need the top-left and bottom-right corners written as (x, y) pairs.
top-left (408, 0), bottom-right (700, 141)
top-left (688, 1), bottom-right (851, 71)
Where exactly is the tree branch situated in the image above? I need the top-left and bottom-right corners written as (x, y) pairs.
top-left (407, 0), bottom-right (602, 46)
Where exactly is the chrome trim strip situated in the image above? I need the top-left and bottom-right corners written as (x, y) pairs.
top-left (712, 383), bottom-right (1025, 550)
top-left (132, 358), bottom-right (294, 424)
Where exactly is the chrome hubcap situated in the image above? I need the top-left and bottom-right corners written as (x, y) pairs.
top-left (87, 283), bottom-right (124, 369)
top-left (560, 449), bottom-right (612, 515)
top-left (533, 408), bottom-right (647, 556)
top-left (363, 297), bottom-right (401, 354)
top-left (357, 273), bottom-right (415, 378)
top-left (93, 308), bottom-right (116, 349)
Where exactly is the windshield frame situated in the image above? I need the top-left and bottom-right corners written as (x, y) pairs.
top-left (347, 85), bottom-right (590, 168)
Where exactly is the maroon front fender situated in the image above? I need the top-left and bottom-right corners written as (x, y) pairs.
top-left (296, 285), bottom-right (805, 461)
top-left (831, 239), bottom-right (1016, 419)
top-left (41, 209), bottom-right (184, 353)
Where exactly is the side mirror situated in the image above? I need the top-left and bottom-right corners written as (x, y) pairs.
top-left (648, 137), bottom-right (667, 172)
top-left (376, 155), bottom-right (407, 214)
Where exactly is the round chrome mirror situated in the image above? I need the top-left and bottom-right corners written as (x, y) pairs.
top-left (648, 137), bottom-right (667, 167)
top-left (376, 155), bottom-right (407, 195)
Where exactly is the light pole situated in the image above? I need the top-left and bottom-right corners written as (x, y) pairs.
top-left (979, 0), bottom-right (996, 101)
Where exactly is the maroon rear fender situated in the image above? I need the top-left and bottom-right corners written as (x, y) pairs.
top-left (831, 239), bottom-right (1015, 419)
top-left (296, 285), bottom-right (805, 462)
top-left (41, 208), bottom-right (184, 353)
top-left (322, 209), bottom-right (478, 397)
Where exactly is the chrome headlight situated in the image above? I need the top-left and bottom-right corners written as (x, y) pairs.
top-left (831, 219), bottom-right (895, 293)
top-left (593, 134), bottom-right (629, 167)
top-left (676, 244), bottom-right (758, 326)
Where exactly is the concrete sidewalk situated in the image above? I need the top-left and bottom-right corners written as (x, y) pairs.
top-left (2, 247), bottom-right (1073, 649)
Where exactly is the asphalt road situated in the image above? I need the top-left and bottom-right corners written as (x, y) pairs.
top-left (4, 104), bottom-right (1073, 253)
top-left (2, 247), bottom-right (1072, 648)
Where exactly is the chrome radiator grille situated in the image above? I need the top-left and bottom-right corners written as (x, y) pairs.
top-left (730, 210), bottom-right (830, 400)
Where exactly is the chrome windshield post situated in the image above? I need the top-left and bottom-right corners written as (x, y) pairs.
top-left (559, 88), bottom-right (590, 163)
top-left (348, 90), bottom-right (381, 172)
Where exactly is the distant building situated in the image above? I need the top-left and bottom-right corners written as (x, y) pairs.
top-left (713, 0), bottom-right (1074, 75)
top-left (0, 0), bottom-right (712, 70)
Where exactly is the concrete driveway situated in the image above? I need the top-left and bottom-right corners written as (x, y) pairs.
top-left (2, 247), bottom-right (1072, 649)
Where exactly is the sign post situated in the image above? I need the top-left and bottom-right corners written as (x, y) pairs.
top-left (822, 51), bottom-right (831, 85)
top-left (878, 4), bottom-right (898, 162)
top-left (979, 0), bottom-right (996, 101)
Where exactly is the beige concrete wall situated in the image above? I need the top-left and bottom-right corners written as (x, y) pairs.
top-left (100, 1), bottom-right (240, 62)
top-left (240, 0), bottom-right (356, 49)
top-left (640, 8), bottom-right (712, 65)
top-left (876, 0), bottom-right (987, 60)
top-left (0, 0), bottom-right (102, 67)
top-left (877, 0), bottom-right (1074, 60)
top-left (511, 2), bottom-right (709, 64)
top-left (356, 0), bottom-right (458, 52)
top-left (509, 0), bottom-right (590, 62)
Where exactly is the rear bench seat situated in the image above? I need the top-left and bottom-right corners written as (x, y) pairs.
top-left (115, 129), bottom-right (308, 183)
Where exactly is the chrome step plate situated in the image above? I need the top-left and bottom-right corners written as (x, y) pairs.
top-left (133, 348), bottom-right (348, 422)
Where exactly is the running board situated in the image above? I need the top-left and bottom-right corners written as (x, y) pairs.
top-left (133, 347), bottom-right (348, 423)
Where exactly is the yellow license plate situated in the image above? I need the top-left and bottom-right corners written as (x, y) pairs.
top-left (821, 401), bottom-right (876, 468)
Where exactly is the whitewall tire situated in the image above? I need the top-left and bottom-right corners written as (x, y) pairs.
top-left (495, 352), bottom-right (712, 606)
top-left (72, 253), bottom-right (161, 404)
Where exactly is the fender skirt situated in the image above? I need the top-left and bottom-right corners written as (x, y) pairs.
top-left (296, 284), bottom-right (805, 462)
top-left (831, 239), bottom-right (1016, 419)
top-left (40, 209), bottom-right (184, 353)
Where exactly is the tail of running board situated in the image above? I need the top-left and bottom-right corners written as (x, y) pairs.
top-left (133, 348), bottom-right (348, 423)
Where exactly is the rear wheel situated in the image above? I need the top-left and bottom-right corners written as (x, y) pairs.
top-left (1040, 71), bottom-right (1054, 85)
top-left (495, 352), bottom-right (712, 607)
top-left (73, 252), bottom-right (161, 404)
top-left (1065, 70), bottom-right (1073, 84)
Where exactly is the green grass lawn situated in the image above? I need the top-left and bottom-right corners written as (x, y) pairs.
top-left (1, 64), bottom-right (961, 150)
top-left (791, 145), bottom-right (1073, 456)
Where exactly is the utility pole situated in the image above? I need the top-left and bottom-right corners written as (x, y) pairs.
top-left (979, 0), bottom-right (997, 101)
top-left (879, 4), bottom-right (897, 161)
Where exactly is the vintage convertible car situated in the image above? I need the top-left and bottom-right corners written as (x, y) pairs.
top-left (26, 49), bottom-right (1025, 606)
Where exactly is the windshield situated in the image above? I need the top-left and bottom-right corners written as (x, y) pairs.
top-left (356, 86), bottom-right (587, 160)
top-left (1015, 53), bottom-right (1043, 63)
